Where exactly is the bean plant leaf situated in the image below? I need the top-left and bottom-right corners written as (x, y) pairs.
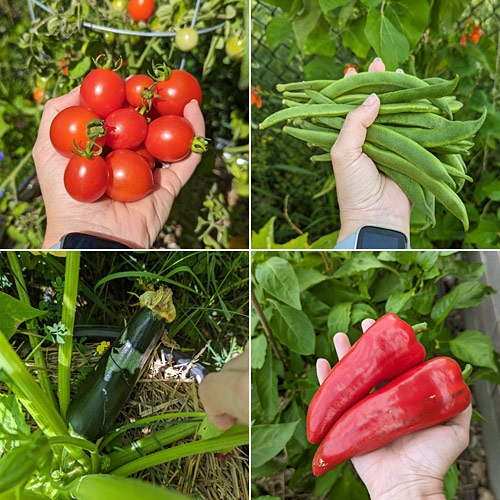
top-left (449, 331), bottom-right (498, 372)
top-left (365, 7), bottom-right (410, 70)
top-left (342, 17), bottom-right (371, 58)
top-left (292, 0), bottom-right (322, 52)
top-left (304, 15), bottom-right (335, 57)
top-left (253, 346), bottom-right (279, 422)
top-left (304, 56), bottom-right (339, 80)
top-left (386, 0), bottom-right (430, 49)
top-left (319, 0), bottom-right (352, 14)
top-left (439, 0), bottom-right (468, 27)
top-left (252, 421), bottom-right (300, 468)
top-left (269, 300), bottom-right (316, 354)
top-left (431, 282), bottom-right (496, 322)
top-left (265, 17), bottom-right (292, 47)
top-left (255, 257), bottom-right (301, 310)
top-left (251, 334), bottom-right (268, 370)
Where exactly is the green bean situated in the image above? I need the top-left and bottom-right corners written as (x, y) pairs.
top-left (441, 163), bottom-right (473, 182)
top-left (438, 154), bottom-right (468, 192)
top-left (378, 109), bottom-right (486, 147)
top-left (321, 72), bottom-right (456, 118)
top-left (347, 76), bottom-right (458, 106)
top-left (374, 112), bottom-right (452, 129)
top-left (311, 153), bottom-right (333, 162)
top-left (376, 164), bottom-right (436, 226)
top-left (276, 80), bottom-right (333, 92)
top-left (315, 116), bottom-right (454, 185)
top-left (342, 84), bottom-right (402, 95)
top-left (448, 100), bottom-right (463, 113)
top-left (283, 125), bottom-right (337, 149)
top-left (307, 89), bottom-right (442, 114)
top-left (423, 77), bottom-right (447, 85)
top-left (429, 144), bottom-right (470, 155)
top-left (283, 91), bottom-right (310, 100)
top-left (334, 93), bottom-right (370, 104)
top-left (282, 99), bottom-right (303, 107)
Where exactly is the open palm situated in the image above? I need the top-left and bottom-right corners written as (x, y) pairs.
top-left (34, 86), bottom-right (205, 248)
top-left (317, 318), bottom-right (471, 499)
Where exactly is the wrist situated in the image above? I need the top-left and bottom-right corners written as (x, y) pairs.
top-left (338, 215), bottom-right (410, 244)
top-left (370, 478), bottom-right (444, 500)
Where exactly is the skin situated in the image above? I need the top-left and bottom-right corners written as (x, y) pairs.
top-left (317, 319), bottom-right (472, 500)
top-left (331, 58), bottom-right (411, 244)
top-left (33, 86), bottom-right (205, 248)
top-left (198, 344), bottom-right (249, 430)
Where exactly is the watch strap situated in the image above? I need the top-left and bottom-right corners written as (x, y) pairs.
top-left (58, 233), bottom-right (132, 249)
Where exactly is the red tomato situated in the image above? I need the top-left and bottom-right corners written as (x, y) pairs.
top-left (50, 106), bottom-right (106, 158)
top-left (105, 149), bottom-right (153, 202)
top-left (105, 108), bottom-right (147, 150)
top-left (64, 155), bottom-right (109, 203)
top-left (128, 0), bottom-right (155, 22)
top-left (125, 74), bottom-right (154, 108)
top-left (80, 69), bottom-right (125, 118)
top-left (134, 145), bottom-right (156, 169)
top-left (145, 115), bottom-right (194, 162)
top-left (152, 70), bottom-right (202, 116)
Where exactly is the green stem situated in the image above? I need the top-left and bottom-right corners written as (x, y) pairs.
top-left (99, 412), bottom-right (205, 451)
top-left (0, 150), bottom-right (32, 192)
top-left (58, 252), bottom-right (81, 420)
top-left (412, 322), bottom-right (427, 334)
top-left (6, 253), bottom-right (57, 408)
top-left (49, 436), bottom-right (100, 474)
top-left (111, 425), bottom-right (249, 477)
top-left (462, 364), bottom-right (473, 379)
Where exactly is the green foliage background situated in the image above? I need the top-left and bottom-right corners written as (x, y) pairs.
top-left (251, 251), bottom-right (500, 498)
top-left (251, 0), bottom-right (500, 249)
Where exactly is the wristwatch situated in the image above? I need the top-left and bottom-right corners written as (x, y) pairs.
top-left (51, 233), bottom-right (132, 249)
top-left (334, 225), bottom-right (409, 249)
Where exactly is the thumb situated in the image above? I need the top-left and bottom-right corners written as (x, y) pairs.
top-left (330, 93), bottom-right (380, 171)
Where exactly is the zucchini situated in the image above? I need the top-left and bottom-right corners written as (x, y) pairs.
top-left (67, 288), bottom-right (176, 441)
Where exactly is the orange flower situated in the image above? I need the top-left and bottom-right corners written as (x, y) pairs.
top-left (344, 63), bottom-right (358, 75)
top-left (33, 87), bottom-right (44, 103)
top-left (460, 35), bottom-right (466, 47)
top-left (59, 58), bottom-right (69, 76)
top-left (469, 26), bottom-right (482, 44)
top-left (251, 85), bottom-right (262, 108)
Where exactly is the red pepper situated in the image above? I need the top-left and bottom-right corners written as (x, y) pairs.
top-left (312, 356), bottom-right (471, 476)
top-left (307, 313), bottom-right (426, 444)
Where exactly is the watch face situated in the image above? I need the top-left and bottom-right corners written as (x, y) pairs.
top-left (356, 227), bottom-right (407, 249)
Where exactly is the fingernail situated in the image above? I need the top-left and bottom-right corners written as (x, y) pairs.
top-left (190, 99), bottom-right (198, 104)
top-left (373, 57), bottom-right (383, 62)
top-left (396, 68), bottom-right (404, 73)
top-left (363, 93), bottom-right (377, 106)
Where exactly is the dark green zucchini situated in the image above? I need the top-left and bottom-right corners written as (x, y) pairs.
top-left (67, 288), bottom-right (176, 441)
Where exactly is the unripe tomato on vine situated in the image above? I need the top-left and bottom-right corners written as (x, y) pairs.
top-left (225, 37), bottom-right (244, 61)
top-left (175, 28), bottom-right (199, 52)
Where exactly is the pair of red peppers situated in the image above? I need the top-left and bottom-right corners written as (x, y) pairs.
top-left (307, 313), bottom-right (471, 476)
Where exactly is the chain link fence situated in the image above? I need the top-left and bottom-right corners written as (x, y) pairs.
top-left (251, 0), bottom-right (500, 244)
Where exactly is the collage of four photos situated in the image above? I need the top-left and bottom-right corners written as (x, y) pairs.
top-left (1, 0), bottom-right (500, 499)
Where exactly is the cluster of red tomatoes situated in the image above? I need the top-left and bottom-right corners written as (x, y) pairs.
top-left (50, 63), bottom-right (205, 203)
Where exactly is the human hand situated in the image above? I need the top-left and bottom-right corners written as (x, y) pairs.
top-left (317, 319), bottom-right (471, 500)
top-left (198, 344), bottom-right (249, 430)
top-left (33, 87), bottom-right (205, 249)
top-left (331, 58), bottom-right (411, 244)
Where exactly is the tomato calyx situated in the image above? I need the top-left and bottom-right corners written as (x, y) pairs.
top-left (70, 138), bottom-right (103, 159)
top-left (93, 54), bottom-right (123, 72)
top-left (148, 62), bottom-right (172, 82)
top-left (136, 82), bottom-right (163, 115)
top-left (191, 136), bottom-right (210, 154)
top-left (86, 118), bottom-right (107, 141)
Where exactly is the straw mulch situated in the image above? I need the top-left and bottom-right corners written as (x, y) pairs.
top-left (22, 341), bottom-right (249, 500)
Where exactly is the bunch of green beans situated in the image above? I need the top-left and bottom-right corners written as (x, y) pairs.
top-left (259, 72), bottom-right (487, 231)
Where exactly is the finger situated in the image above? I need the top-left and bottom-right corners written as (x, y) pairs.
top-left (330, 93), bottom-right (380, 169)
top-left (344, 67), bottom-right (358, 78)
top-left (206, 412), bottom-right (236, 431)
top-left (368, 57), bottom-right (386, 72)
top-left (333, 332), bottom-right (351, 360)
top-left (361, 318), bottom-right (376, 332)
top-left (183, 99), bottom-right (205, 136)
top-left (316, 358), bottom-right (331, 385)
top-left (446, 403), bottom-right (472, 429)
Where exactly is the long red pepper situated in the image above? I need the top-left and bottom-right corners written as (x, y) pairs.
top-left (312, 356), bottom-right (471, 476)
top-left (307, 313), bottom-right (426, 443)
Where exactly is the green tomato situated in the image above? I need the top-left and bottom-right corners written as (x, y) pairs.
top-left (175, 28), bottom-right (199, 52)
top-left (225, 37), bottom-right (244, 61)
top-left (36, 74), bottom-right (56, 91)
top-left (103, 31), bottom-right (115, 44)
top-left (112, 0), bottom-right (126, 12)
